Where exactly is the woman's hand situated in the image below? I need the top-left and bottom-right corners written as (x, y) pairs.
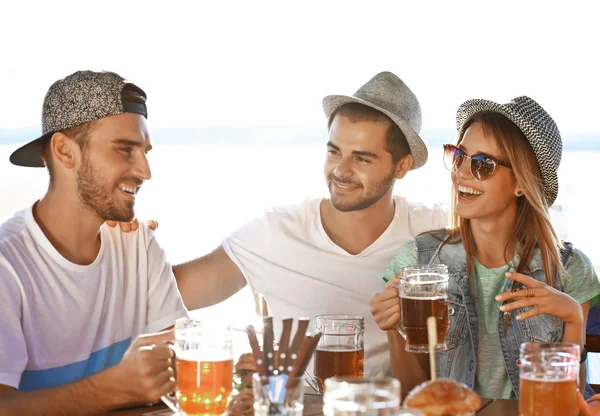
top-left (370, 276), bottom-right (400, 331)
top-left (495, 272), bottom-right (583, 325)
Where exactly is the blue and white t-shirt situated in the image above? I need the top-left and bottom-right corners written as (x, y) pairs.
top-left (0, 205), bottom-right (188, 391)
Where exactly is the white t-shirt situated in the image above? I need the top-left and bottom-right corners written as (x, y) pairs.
top-left (0, 205), bottom-right (188, 391)
top-left (222, 195), bottom-right (447, 377)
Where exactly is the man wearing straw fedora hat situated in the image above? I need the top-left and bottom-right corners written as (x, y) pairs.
top-left (118, 71), bottom-right (447, 377)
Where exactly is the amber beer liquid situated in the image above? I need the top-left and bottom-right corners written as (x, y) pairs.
top-left (519, 377), bottom-right (578, 416)
top-left (518, 343), bottom-right (580, 416)
top-left (176, 351), bottom-right (234, 416)
top-left (314, 346), bottom-right (365, 382)
top-left (313, 315), bottom-right (365, 388)
top-left (400, 294), bottom-right (449, 349)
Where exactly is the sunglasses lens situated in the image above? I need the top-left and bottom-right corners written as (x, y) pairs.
top-left (443, 146), bottom-right (463, 172)
top-left (471, 156), bottom-right (495, 181)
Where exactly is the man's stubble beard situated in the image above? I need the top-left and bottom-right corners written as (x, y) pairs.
top-left (76, 154), bottom-right (135, 222)
top-left (328, 169), bottom-right (396, 212)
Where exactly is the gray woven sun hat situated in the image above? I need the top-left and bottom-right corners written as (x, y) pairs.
top-left (322, 71), bottom-right (427, 170)
top-left (456, 96), bottom-right (562, 206)
top-left (10, 70), bottom-right (147, 168)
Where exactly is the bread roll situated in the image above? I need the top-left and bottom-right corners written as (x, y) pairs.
top-left (403, 378), bottom-right (481, 416)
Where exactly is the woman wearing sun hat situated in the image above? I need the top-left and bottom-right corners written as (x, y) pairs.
top-left (369, 96), bottom-right (600, 399)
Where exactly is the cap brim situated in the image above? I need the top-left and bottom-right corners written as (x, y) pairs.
top-left (9, 133), bottom-right (50, 167)
top-left (322, 95), bottom-right (428, 170)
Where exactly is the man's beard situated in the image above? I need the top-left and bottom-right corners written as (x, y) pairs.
top-left (328, 169), bottom-right (396, 212)
top-left (76, 154), bottom-right (137, 222)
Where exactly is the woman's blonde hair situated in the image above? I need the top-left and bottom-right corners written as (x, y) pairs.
top-left (447, 111), bottom-right (563, 287)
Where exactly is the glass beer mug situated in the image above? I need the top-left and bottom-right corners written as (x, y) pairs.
top-left (323, 377), bottom-right (401, 416)
top-left (162, 317), bottom-right (234, 416)
top-left (395, 265), bottom-right (449, 353)
top-left (519, 342), bottom-right (580, 416)
top-left (313, 315), bottom-right (365, 389)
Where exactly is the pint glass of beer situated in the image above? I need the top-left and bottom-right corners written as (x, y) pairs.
top-left (396, 265), bottom-right (449, 353)
top-left (519, 342), bottom-right (580, 416)
top-left (162, 317), bottom-right (234, 416)
top-left (313, 315), bottom-right (364, 387)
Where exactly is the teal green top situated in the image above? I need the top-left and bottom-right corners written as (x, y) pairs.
top-left (471, 258), bottom-right (515, 399)
top-left (383, 238), bottom-right (600, 399)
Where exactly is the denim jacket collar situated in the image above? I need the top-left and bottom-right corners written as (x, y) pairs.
top-left (510, 248), bottom-right (545, 273)
top-left (434, 239), bottom-right (545, 275)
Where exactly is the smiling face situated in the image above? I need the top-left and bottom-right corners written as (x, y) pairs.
top-left (452, 121), bottom-right (519, 221)
top-left (324, 114), bottom-right (409, 212)
top-left (75, 112), bottom-right (152, 222)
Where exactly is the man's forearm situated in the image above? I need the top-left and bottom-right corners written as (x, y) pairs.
top-left (173, 246), bottom-right (247, 310)
top-left (0, 365), bottom-right (131, 416)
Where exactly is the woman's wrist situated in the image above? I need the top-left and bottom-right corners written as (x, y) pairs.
top-left (565, 300), bottom-right (584, 325)
top-left (562, 319), bottom-right (584, 346)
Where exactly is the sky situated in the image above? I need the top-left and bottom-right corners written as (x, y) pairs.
top-left (0, 0), bottom-right (599, 132)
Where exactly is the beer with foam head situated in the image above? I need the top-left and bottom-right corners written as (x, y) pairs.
top-left (313, 315), bottom-right (364, 389)
top-left (396, 265), bottom-right (449, 353)
top-left (519, 342), bottom-right (580, 416)
top-left (162, 318), bottom-right (234, 416)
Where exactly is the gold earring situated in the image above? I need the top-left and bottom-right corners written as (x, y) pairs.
top-left (516, 190), bottom-right (523, 196)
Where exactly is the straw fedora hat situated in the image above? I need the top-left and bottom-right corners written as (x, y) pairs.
top-left (456, 96), bottom-right (562, 206)
top-left (322, 71), bottom-right (427, 170)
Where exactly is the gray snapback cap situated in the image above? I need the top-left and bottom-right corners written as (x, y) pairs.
top-left (10, 70), bottom-right (147, 167)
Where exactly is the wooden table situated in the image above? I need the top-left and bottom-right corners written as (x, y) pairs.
top-left (108, 393), bottom-right (519, 415)
top-left (108, 404), bottom-right (170, 415)
top-left (476, 399), bottom-right (519, 415)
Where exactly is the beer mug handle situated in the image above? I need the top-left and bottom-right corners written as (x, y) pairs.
top-left (161, 390), bottom-right (179, 412)
top-left (160, 342), bottom-right (179, 412)
top-left (393, 280), bottom-right (407, 341)
top-left (394, 323), bottom-right (407, 341)
top-left (303, 370), bottom-right (323, 395)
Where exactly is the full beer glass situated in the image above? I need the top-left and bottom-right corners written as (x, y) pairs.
top-left (314, 315), bottom-right (364, 388)
top-left (162, 317), bottom-right (234, 416)
top-left (395, 265), bottom-right (449, 353)
top-left (519, 342), bottom-right (580, 416)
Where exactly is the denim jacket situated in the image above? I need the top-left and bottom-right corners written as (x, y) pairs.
top-left (413, 232), bottom-right (584, 397)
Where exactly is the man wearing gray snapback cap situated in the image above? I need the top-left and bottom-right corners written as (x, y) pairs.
top-left (0, 71), bottom-right (188, 413)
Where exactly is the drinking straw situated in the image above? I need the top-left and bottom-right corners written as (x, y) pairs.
top-left (427, 316), bottom-right (437, 381)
